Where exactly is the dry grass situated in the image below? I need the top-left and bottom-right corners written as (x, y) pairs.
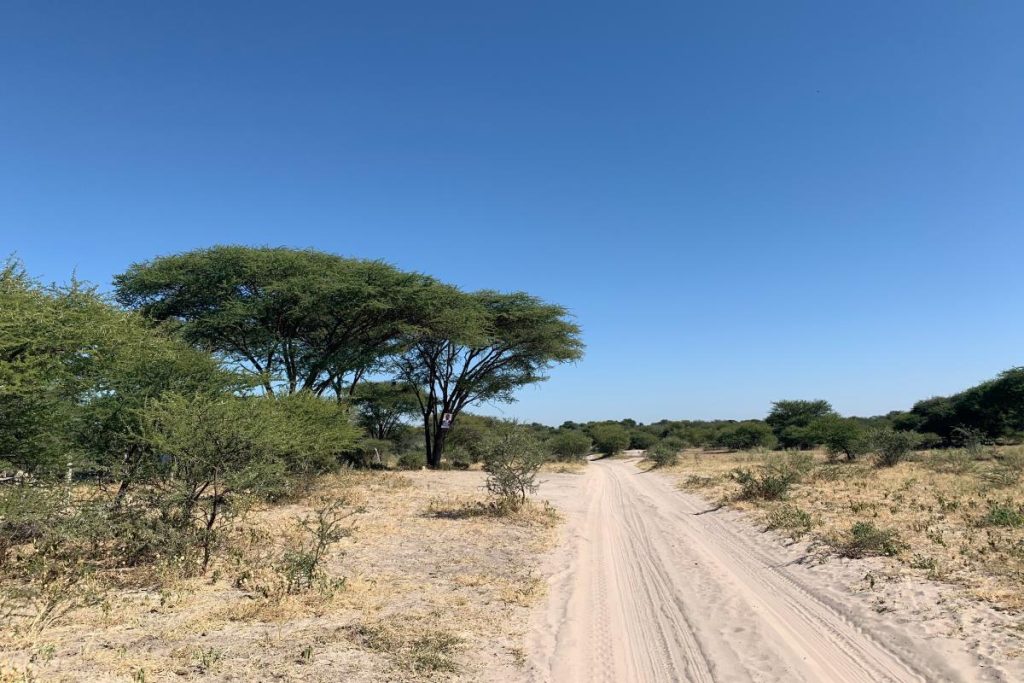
top-left (660, 446), bottom-right (1024, 609)
top-left (0, 469), bottom-right (561, 682)
top-left (540, 461), bottom-right (587, 475)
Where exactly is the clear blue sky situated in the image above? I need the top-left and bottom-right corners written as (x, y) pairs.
top-left (2, 2), bottom-right (1022, 425)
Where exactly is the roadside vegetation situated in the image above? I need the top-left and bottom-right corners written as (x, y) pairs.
top-left (0, 250), bottom-right (582, 680)
top-left (657, 444), bottom-right (1024, 608)
top-left (570, 370), bottom-right (1024, 608)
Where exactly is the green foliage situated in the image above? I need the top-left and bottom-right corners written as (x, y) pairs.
top-left (482, 422), bottom-right (546, 511)
top-left (647, 439), bottom-right (682, 467)
top-left (810, 415), bottom-right (868, 461)
top-left (548, 430), bottom-right (592, 462)
top-left (766, 400), bottom-right (835, 449)
top-left (445, 414), bottom-right (502, 463)
top-left (731, 452), bottom-right (813, 500)
top-left (713, 421), bottom-right (776, 451)
top-left (396, 451), bottom-right (426, 470)
top-left (589, 423), bottom-right (630, 457)
top-left (115, 246), bottom-right (434, 398)
top-left (393, 287), bottom-right (584, 468)
top-left (279, 496), bottom-right (357, 594)
top-left (950, 426), bottom-right (988, 455)
top-left (869, 427), bottom-right (921, 467)
top-left (834, 522), bottom-right (904, 558)
top-left (262, 392), bottom-right (360, 476)
top-left (979, 501), bottom-right (1024, 528)
top-left (765, 503), bottom-right (813, 538)
top-left (905, 368), bottom-right (1024, 443)
top-left (137, 393), bottom-right (291, 571)
top-left (0, 260), bottom-right (234, 477)
top-left (352, 381), bottom-right (420, 441)
top-left (628, 431), bottom-right (658, 450)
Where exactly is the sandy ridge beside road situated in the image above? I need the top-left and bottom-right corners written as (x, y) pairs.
top-left (524, 456), bottom-right (1023, 683)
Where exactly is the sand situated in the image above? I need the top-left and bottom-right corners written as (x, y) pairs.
top-left (523, 455), bottom-right (1023, 682)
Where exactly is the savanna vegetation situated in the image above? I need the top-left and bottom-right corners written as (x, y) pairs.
top-left (3, 243), bottom-right (1023, 676)
top-left (0, 248), bottom-right (583, 680)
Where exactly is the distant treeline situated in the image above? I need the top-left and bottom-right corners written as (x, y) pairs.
top-left (533, 367), bottom-right (1024, 455)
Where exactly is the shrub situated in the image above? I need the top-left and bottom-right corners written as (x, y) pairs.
top-left (731, 452), bottom-right (812, 500)
top-left (978, 501), bottom-right (1024, 528)
top-left (869, 428), bottom-right (921, 467)
top-left (647, 439), bottom-right (681, 467)
top-left (278, 497), bottom-right (358, 594)
top-left (765, 400), bottom-right (834, 449)
top-left (397, 452), bottom-right (426, 470)
top-left (628, 431), bottom-right (658, 450)
top-left (138, 393), bottom-right (289, 572)
top-left (810, 415), bottom-right (867, 461)
top-left (346, 438), bottom-right (394, 469)
top-left (732, 468), bottom-right (794, 500)
top-left (951, 426), bottom-right (988, 455)
top-left (925, 449), bottom-right (977, 475)
top-left (548, 430), bottom-right (592, 462)
top-left (589, 424), bottom-right (630, 458)
top-left (833, 521), bottom-right (904, 558)
top-left (482, 422), bottom-right (546, 511)
top-left (714, 422), bottom-right (776, 451)
top-left (765, 503), bottom-right (813, 538)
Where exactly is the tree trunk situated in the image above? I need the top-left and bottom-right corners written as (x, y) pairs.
top-left (429, 425), bottom-right (449, 469)
top-left (423, 416), bottom-right (435, 468)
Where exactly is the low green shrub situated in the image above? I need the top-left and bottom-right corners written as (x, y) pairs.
top-left (869, 428), bottom-right (921, 467)
top-left (764, 503), bottom-right (813, 538)
top-left (278, 496), bottom-right (357, 594)
top-left (731, 451), bottom-right (812, 501)
top-left (978, 500), bottom-right (1024, 528)
top-left (397, 452), bottom-right (426, 470)
top-left (647, 439), bottom-right (682, 468)
top-left (483, 422), bottom-right (545, 511)
top-left (833, 521), bottom-right (905, 558)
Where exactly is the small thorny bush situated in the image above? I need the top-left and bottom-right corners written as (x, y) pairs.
top-left (482, 422), bottom-right (547, 511)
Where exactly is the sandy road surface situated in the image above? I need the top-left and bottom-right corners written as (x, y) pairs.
top-left (526, 457), bottom-right (1016, 683)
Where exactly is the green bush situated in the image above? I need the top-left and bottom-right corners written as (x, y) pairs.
top-left (137, 393), bottom-right (290, 572)
top-left (647, 439), bottom-right (682, 467)
top-left (833, 521), bottom-right (904, 558)
top-left (278, 497), bottom-right (357, 594)
top-left (713, 422), bottom-right (776, 451)
top-left (979, 501), bottom-right (1024, 528)
top-left (732, 468), bottom-right (794, 500)
top-left (765, 503), bottom-right (813, 538)
top-left (766, 400), bottom-right (834, 449)
top-left (810, 415), bottom-right (867, 461)
top-left (589, 424), bottom-right (630, 458)
top-left (397, 451), bottom-right (427, 470)
top-left (731, 452), bottom-right (812, 500)
top-left (869, 428), bottom-right (921, 467)
top-left (628, 431), bottom-right (658, 450)
top-left (482, 422), bottom-right (546, 511)
top-left (547, 430), bottom-right (592, 462)
top-left (925, 449), bottom-right (977, 475)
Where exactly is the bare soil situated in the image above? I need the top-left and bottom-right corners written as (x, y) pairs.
top-left (525, 454), bottom-right (1024, 682)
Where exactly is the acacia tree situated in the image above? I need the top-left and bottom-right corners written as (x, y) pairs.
top-left (766, 399), bottom-right (835, 449)
top-left (393, 287), bottom-right (583, 469)
top-left (114, 246), bottom-right (434, 398)
top-left (0, 260), bottom-right (231, 485)
top-left (351, 381), bottom-right (420, 440)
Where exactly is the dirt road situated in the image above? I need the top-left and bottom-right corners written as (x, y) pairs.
top-left (526, 457), bottom-right (1015, 683)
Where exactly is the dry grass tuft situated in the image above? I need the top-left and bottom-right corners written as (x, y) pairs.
top-left (346, 616), bottom-right (464, 676)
